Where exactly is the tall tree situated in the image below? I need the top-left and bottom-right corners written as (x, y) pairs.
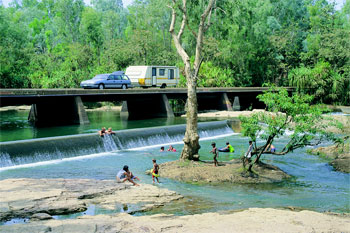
top-left (169, 0), bottom-right (216, 160)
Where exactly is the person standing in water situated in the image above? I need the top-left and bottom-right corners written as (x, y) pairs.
top-left (244, 141), bottom-right (254, 164)
top-left (152, 159), bottom-right (160, 183)
top-left (210, 142), bottom-right (219, 167)
top-left (116, 165), bottom-right (139, 186)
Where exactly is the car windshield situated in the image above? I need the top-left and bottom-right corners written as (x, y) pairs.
top-left (92, 74), bottom-right (108, 80)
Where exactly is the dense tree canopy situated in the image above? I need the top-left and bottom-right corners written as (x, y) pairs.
top-left (0, 0), bottom-right (349, 105)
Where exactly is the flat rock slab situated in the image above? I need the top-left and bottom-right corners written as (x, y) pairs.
top-left (0, 178), bottom-right (182, 221)
top-left (1, 208), bottom-right (349, 233)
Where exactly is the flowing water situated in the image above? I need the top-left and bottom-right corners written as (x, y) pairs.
top-left (0, 110), bottom-right (349, 222)
top-left (0, 109), bottom-right (190, 142)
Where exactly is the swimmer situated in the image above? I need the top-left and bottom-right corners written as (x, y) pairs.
top-left (167, 145), bottom-right (176, 152)
top-left (99, 127), bottom-right (106, 137)
top-left (219, 142), bottom-right (235, 153)
top-left (160, 146), bottom-right (165, 152)
top-left (106, 127), bottom-right (116, 135)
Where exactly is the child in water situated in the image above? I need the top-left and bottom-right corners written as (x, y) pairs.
top-left (167, 145), bottom-right (176, 152)
top-left (152, 159), bottom-right (160, 183)
top-left (210, 142), bottom-right (219, 167)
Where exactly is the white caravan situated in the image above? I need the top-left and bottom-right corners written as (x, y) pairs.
top-left (125, 66), bottom-right (179, 88)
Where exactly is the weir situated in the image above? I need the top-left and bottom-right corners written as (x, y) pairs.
top-left (0, 121), bottom-right (234, 168)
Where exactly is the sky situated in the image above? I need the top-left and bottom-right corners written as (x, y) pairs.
top-left (0, 0), bottom-right (346, 11)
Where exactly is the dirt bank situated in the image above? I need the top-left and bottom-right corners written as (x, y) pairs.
top-left (186, 110), bottom-right (350, 134)
top-left (151, 159), bottom-right (291, 184)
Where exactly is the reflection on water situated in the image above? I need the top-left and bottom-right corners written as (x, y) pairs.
top-left (0, 110), bottom-right (200, 142)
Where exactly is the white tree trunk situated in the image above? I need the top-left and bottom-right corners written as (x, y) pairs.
top-left (170, 0), bottom-right (216, 160)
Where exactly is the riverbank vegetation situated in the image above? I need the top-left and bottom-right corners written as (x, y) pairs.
top-left (310, 137), bottom-right (350, 173)
top-left (239, 87), bottom-right (343, 172)
top-left (1, 0), bottom-right (349, 105)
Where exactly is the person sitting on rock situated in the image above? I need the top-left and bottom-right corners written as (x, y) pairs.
top-left (106, 127), bottom-right (116, 135)
top-left (116, 165), bottom-right (139, 186)
top-left (219, 142), bottom-right (235, 153)
top-left (167, 145), bottom-right (176, 152)
top-left (99, 127), bottom-right (106, 137)
top-left (127, 170), bottom-right (140, 182)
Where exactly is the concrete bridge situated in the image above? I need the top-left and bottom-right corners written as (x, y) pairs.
top-left (0, 88), bottom-right (293, 126)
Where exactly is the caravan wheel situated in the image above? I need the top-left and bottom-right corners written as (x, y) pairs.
top-left (160, 84), bottom-right (167, 88)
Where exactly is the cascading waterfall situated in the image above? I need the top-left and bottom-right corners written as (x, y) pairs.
top-left (0, 121), bottom-right (235, 168)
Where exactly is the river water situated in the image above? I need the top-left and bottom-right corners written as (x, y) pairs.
top-left (0, 110), bottom-right (349, 219)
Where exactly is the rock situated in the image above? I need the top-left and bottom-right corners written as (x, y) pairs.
top-left (311, 142), bottom-right (350, 173)
top-left (30, 213), bottom-right (53, 221)
top-left (1, 208), bottom-right (349, 233)
top-left (0, 178), bottom-right (183, 222)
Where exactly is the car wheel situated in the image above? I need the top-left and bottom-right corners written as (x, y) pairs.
top-left (98, 84), bottom-right (104, 90)
top-left (122, 84), bottom-right (127, 90)
top-left (160, 84), bottom-right (166, 88)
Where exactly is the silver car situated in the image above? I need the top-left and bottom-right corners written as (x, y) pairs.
top-left (80, 71), bottom-right (133, 89)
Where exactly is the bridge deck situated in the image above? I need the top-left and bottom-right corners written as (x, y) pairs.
top-left (0, 87), bottom-right (293, 97)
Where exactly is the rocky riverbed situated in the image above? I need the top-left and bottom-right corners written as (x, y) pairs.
top-left (0, 178), bottom-right (182, 222)
top-left (1, 177), bottom-right (349, 232)
top-left (1, 207), bottom-right (349, 233)
top-left (311, 141), bottom-right (350, 173)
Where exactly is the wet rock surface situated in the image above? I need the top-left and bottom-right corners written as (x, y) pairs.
top-left (0, 178), bottom-right (183, 222)
top-left (155, 160), bottom-right (291, 184)
top-left (311, 142), bottom-right (350, 173)
top-left (1, 208), bottom-right (349, 233)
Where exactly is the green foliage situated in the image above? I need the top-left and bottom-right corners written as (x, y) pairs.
top-left (0, 0), bottom-right (349, 106)
top-left (239, 87), bottom-right (342, 168)
top-left (289, 61), bottom-right (348, 104)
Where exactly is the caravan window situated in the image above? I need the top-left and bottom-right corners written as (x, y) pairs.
top-left (169, 69), bottom-right (174, 79)
top-left (159, 69), bottom-right (165, 76)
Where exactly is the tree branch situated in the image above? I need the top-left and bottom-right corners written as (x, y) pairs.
top-left (177, 0), bottom-right (186, 39)
top-left (193, 0), bottom-right (216, 78)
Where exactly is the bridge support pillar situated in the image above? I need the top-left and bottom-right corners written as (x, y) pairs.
top-left (28, 96), bottom-right (89, 127)
top-left (120, 94), bottom-right (174, 120)
top-left (219, 93), bottom-right (233, 111)
top-left (233, 96), bottom-right (241, 111)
